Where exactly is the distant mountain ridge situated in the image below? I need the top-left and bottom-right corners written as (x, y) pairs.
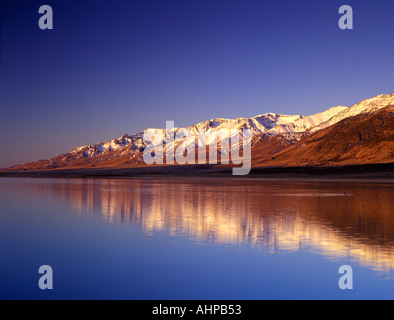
top-left (5, 94), bottom-right (394, 171)
top-left (253, 103), bottom-right (394, 166)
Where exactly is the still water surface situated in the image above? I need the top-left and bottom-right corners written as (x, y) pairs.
top-left (0, 177), bottom-right (393, 299)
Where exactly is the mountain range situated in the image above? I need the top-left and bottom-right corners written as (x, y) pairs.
top-left (4, 94), bottom-right (394, 171)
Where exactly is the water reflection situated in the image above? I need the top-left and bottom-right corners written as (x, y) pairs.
top-left (6, 178), bottom-right (394, 274)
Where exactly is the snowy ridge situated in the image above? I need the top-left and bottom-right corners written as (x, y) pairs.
top-left (66, 106), bottom-right (348, 161)
top-left (56, 94), bottom-right (393, 164)
top-left (269, 106), bottom-right (348, 135)
top-left (311, 94), bottom-right (394, 133)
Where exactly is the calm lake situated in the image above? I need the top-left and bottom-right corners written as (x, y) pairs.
top-left (0, 177), bottom-right (393, 300)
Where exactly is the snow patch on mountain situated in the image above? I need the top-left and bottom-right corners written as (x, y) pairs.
top-left (311, 94), bottom-right (394, 133)
top-left (55, 94), bottom-right (393, 166)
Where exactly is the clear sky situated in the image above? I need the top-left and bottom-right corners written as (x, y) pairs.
top-left (1, 0), bottom-right (393, 168)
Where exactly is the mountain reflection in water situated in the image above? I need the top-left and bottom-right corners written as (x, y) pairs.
top-left (11, 178), bottom-right (394, 274)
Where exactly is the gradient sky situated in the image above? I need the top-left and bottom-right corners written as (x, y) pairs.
top-left (1, 0), bottom-right (394, 168)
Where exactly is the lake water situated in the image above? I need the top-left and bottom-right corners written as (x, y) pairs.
top-left (0, 177), bottom-right (393, 300)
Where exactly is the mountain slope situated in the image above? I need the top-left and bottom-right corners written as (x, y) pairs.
top-left (311, 94), bottom-right (394, 132)
top-left (4, 94), bottom-right (394, 171)
top-left (253, 105), bottom-right (394, 167)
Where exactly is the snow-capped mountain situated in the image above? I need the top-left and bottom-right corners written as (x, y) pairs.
top-left (311, 94), bottom-right (394, 133)
top-left (5, 94), bottom-right (394, 171)
top-left (62, 104), bottom-right (347, 163)
top-left (253, 99), bottom-right (394, 167)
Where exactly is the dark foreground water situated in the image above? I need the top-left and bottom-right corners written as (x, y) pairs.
top-left (0, 177), bottom-right (393, 300)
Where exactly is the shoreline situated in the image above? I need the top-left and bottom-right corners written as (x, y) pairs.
top-left (0, 163), bottom-right (394, 183)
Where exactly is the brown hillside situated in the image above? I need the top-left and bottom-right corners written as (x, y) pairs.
top-left (253, 106), bottom-right (394, 167)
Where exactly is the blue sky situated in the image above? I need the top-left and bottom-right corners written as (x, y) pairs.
top-left (1, 0), bottom-right (394, 167)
